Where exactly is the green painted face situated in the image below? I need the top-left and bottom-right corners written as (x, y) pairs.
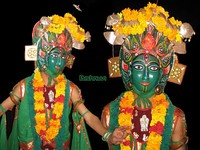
top-left (46, 47), bottom-right (67, 78)
top-left (131, 54), bottom-right (162, 96)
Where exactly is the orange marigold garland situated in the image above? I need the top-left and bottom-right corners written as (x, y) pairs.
top-left (118, 91), bottom-right (169, 150)
top-left (119, 91), bottom-right (134, 148)
top-left (33, 68), bottom-right (66, 141)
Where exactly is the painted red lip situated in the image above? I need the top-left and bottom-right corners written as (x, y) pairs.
top-left (140, 82), bottom-right (150, 86)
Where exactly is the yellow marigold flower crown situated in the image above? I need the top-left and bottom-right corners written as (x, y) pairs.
top-left (32, 12), bottom-right (91, 50)
top-left (47, 13), bottom-right (88, 43)
top-left (104, 2), bottom-right (195, 50)
top-left (115, 3), bottom-right (182, 42)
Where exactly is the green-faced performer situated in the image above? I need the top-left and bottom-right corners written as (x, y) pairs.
top-left (101, 2), bottom-right (195, 150)
top-left (0, 13), bottom-right (128, 150)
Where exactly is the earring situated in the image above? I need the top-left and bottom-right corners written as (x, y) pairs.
top-left (42, 65), bottom-right (47, 71)
top-left (155, 85), bottom-right (163, 95)
top-left (128, 82), bottom-right (133, 90)
top-left (66, 54), bottom-right (75, 69)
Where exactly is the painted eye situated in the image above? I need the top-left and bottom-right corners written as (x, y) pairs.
top-left (149, 66), bottom-right (159, 71)
top-left (51, 54), bottom-right (58, 58)
top-left (134, 65), bottom-right (143, 70)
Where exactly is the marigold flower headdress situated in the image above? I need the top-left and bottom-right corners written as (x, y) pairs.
top-left (104, 2), bottom-right (195, 89)
top-left (104, 2), bottom-right (194, 47)
top-left (25, 13), bottom-right (91, 69)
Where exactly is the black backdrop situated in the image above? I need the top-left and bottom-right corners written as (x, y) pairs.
top-left (1, 0), bottom-right (199, 149)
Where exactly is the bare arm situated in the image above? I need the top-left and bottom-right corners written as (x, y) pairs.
top-left (170, 108), bottom-right (188, 150)
top-left (70, 85), bottom-right (128, 144)
top-left (0, 81), bottom-right (22, 116)
top-left (70, 85), bottom-right (107, 136)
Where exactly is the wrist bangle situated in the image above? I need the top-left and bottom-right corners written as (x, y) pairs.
top-left (102, 131), bottom-right (112, 142)
top-left (81, 110), bottom-right (89, 117)
top-left (0, 104), bottom-right (6, 113)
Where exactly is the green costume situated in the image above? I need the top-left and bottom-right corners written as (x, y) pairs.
top-left (0, 76), bottom-right (91, 150)
top-left (0, 13), bottom-right (92, 150)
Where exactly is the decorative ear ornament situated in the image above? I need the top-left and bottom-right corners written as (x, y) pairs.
top-left (108, 56), bottom-right (121, 78)
top-left (127, 82), bottom-right (133, 90)
top-left (66, 54), bottom-right (76, 69)
top-left (24, 45), bottom-right (37, 61)
top-left (107, 45), bottom-right (121, 78)
top-left (168, 54), bottom-right (186, 84)
top-left (155, 85), bottom-right (163, 95)
top-left (42, 65), bottom-right (47, 71)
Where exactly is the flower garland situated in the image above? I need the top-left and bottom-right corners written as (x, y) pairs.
top-left (33, 68), bottom-right (66, 141)
top-left (118, 91), bottom-right (169, 150)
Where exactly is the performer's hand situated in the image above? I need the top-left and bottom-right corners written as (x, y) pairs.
top-left (109, 126), bottom-right (131, 145)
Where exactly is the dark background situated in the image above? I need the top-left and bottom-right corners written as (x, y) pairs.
top-left (1, 0), bottom-right (199, 149)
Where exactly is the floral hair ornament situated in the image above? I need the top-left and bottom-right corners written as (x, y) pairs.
top-left (104, 2), bottom-right (195, 88)
top-left (25, 13), bottom-right (91, 69)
